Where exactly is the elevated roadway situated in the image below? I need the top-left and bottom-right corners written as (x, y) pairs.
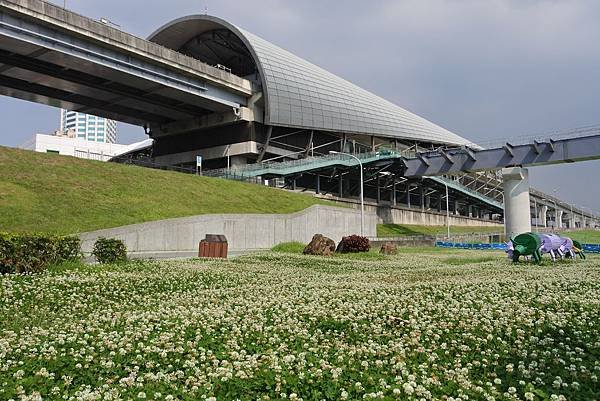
top-left (0, 0), bottom-right (256, 127)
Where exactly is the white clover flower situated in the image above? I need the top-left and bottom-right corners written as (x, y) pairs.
top-left (403, 383), bottom-right (414, 395)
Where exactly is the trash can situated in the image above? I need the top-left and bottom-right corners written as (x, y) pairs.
top-left (198, 234), bottom-right (228, 258)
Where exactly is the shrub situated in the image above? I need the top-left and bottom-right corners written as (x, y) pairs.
top-left (92, 237), bottom-right (127, 264)
top-left (336, 235), bottom-right (370, 253)
top-left (0, 233), bottom-right (81, 274)
top-left (55, 236), bottom-right (82, 262)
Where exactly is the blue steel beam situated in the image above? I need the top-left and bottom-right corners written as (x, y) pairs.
top-left (402, 134), bottom-right (600, 177)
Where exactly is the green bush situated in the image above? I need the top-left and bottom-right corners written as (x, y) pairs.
top-left (92, 237), bottom-right (127, 264)
top-left (0, 232), bottom-right (81, 274)
top-left (55, 236), bottom-right (82, 262)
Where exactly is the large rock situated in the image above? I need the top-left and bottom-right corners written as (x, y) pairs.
top-left (379, 242), bottom-right (398, 255)
top-left (303, 234), bottom-right (336, 256)
top-left (336, 235), bottom-right (370, 253)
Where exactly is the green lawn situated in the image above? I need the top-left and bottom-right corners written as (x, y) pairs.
top-left (377, 223), bottom-right (502, 237)
top-left (558, 229), bottom-right (600, 244)
top-left (0, 146), bottom-right (332, 234)
top-left (378, 224), bottom-right (600, 244)
top-left (1, 251), bottom-right (598, 400)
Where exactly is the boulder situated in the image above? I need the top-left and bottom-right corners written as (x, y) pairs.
top-left (303, 234), bottom-right (336, 256)
top-left (379, 242), bottom-right (398, 255)
top-left (336, 235), bottom-right (370, 253)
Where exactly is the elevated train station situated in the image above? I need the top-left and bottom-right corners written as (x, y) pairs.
top-left (0, 0), bottom-right (598, 232)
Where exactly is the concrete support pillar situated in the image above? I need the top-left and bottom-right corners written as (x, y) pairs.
top-left (229, 155), bottom-right (247, 167)
top-left (502, 167), bottom-right (532, 238)
top-left (437, 195), bottom-right (442, 212)
top-left (338, 176), bottom-right (343, 198)
top-left (316, 175), bottom-right (320, 195)
top-left (420, 186), bottom-right (425, 211)
top-left (454, 200), bottom-right (460, 215)
top-left (425, 195), bottom-right (431, 209)
top-left (292, 178), bottom-right (296, 191)
top-left (376, 176), bottom-right (381, 203)
top-left (468, 205), bottom-right (473, 218)
top-left (392, 181), bottom-right (397, 206)
top-left (556, 210), bottom-right (563, 229)
top-left (371, 136), bottom-right (376, 151)
top-left (540, 206), bottom-right (548, 228)
top-left (406, 184), bottom-right (411, 208)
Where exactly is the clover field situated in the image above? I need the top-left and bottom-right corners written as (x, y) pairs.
top-left (1, 250), bottom-right (599, 401)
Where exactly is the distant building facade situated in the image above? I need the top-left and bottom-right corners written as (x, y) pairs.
top-left (20, 133), bottom-right (130, 161)
top-left (60, 109), bottom-right (117, 143)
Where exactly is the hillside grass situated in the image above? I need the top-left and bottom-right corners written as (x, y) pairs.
top-left (559, 229), bottom-right (600, 244)
top-left (377, 224), bottom-right (600, 244)
top-left (0, 146), bottom-right (332, 234)
top-left (377, 223), bottom-right (501, 237)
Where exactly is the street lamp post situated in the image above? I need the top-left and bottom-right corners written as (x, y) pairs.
top-left (330, 151), bottom-right (364, 236)
top-left (533, 198), bottom-right (538, 229)
top-left (444, 181), bottom-right (450, 239)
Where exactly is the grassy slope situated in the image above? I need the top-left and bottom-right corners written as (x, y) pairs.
top-left (378, 224), bottom-right (600, 243)
top-left (377, 223), bottom-right (501, 237)
top-left (0, 146), bottom-right (332, 234)
top-left (558, 230), bottom-right (600, 244)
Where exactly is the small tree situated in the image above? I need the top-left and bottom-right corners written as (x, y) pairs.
top-left (92, 237), bottom-right (127, 264)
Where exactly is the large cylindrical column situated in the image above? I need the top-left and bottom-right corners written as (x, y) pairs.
top-left (502, 167), bottom-right (532, 238)
top-left (540, 206), bottom-right (548, 228)
top-left (556, 210), bottom-right (563, 229)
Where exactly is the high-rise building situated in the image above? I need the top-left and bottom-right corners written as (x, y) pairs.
top-left (60, 110), bottom-right (117, 143)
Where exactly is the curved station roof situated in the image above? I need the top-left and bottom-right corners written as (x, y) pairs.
top-left (149, 15), bottom-right (471, 146)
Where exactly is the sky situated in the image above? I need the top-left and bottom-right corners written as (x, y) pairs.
top-left (1, 0), bottom-right (599, 212)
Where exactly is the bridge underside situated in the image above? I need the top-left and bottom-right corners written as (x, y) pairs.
top-left (0, 40), bottom-right (228, 127)
top-left (0, 6), bottom-right (249, 127)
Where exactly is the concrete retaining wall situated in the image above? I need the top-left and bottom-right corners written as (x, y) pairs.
top-left (370, 237), bottom-right (436, 249)
top-left (80, 205), bottom-right (378, 256)
top-left (320, 196), bottom-right (503, 228)
top-left (377, 206), bottom-right (503, 227)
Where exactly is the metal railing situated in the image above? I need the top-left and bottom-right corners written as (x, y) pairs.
top-left (203, 149), bottom-right (409, 179)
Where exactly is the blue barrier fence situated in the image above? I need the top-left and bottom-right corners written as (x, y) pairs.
top-left (583, 244), bottom-right (600, 253)
top-left (435, 241), bottom-right (600, 253)
top-left (435, 241), bottom-right (507, 250)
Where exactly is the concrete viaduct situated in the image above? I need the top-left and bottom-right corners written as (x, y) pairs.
top-left (0, 0), bottom-right (259, 132)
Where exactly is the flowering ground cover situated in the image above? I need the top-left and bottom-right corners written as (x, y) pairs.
top-left (1, 250), bottom-right (599, 401)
